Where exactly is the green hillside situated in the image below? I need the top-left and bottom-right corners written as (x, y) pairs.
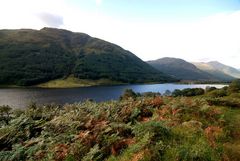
top-left (147, 57), bottom-right (222, 82)
top-left (0, 28), bottom-right (175, 86)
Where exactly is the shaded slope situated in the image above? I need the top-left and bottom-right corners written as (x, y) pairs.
top-left (147, 57), bottom-right (218, 81)
top-left (0, 28), bottom-right (175, 86)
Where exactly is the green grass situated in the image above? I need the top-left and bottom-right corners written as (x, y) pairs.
top-left (36, 76), bottom-right (124, 88)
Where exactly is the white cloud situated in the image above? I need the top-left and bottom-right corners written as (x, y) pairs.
top-left (0, 0), bottom-right (66, 29)
top-left (0, 0), bottom-right (239, 68)
top-left (36, 12), bottom-right (63, 28)
top-left (85, 11), bottom-right (240, 68)
top-left (95, 0), bottom-right (102, 6)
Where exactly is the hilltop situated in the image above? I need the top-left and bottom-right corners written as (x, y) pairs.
top-left (0, 28), bottom-right (175, 87)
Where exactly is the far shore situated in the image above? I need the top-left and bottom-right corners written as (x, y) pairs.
top-left (0, 80), bottom-right (229, 89)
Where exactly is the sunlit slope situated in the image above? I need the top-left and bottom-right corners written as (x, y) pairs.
top-left (193, 62), bottom-right (237, 81)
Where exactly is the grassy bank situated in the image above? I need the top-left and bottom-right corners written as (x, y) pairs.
top-left (0, 76), bottom-right (124, 89)
top-left (0, 81), bottom-right (240, 161)
top-left (36, 76), bottom-right (124, 88)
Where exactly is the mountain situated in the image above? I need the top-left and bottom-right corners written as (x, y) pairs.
top-left (0, 28), bottom-right (176, 86)
top-left (147, 57), bottom-right (220, 81)
top-left (208, 61), bottom-right (240, 78)
top-left (193, 62), bottom-right (235, 81)
top-left (193, 61), bottom-right (239, 80)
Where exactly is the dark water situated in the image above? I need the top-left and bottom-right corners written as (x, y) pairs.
top-left (0, 84), bottom-right (226, 108)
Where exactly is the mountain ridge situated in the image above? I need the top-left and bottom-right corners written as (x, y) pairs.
top-left (193, 61), bottom-right (240, 80)
top-left (147, 57), bottom-right (235, 82)
top-left (207, 61), bottom-right (240, 78)
top-left (0, 27), bottom-right (176, 86)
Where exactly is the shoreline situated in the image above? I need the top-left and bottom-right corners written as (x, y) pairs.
top-left (0, 81), bottom-right (228, 89)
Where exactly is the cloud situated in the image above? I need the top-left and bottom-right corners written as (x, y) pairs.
top-left (96, 0), bottom-right (102, 5)
top-left (0, 0), bottom-right (239, 68)
top-left (0, 0), bottom-right (66, 29)
top-left (60, 8), bottom-right (240, 68)
top-left (36, 12), bottom-right (63, 28)
top-left (83, 11), bottom-right (240, 68)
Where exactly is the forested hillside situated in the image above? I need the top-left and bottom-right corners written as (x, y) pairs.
top-left (0, 28), bottom-right (175, 86)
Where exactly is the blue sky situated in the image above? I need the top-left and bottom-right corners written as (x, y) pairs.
top-left (76, 0), bottom-right (240, 19)
top-left (70, 0), bottom-right (240, 20)
top-left (0, 0), bottom-right (240, 68)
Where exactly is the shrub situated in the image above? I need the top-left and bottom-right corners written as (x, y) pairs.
top-left (207, 89), bottom-right (227, 97)
top-left (133, 121), bottom-right (171, 143)
top-left (120, 89), bottom-right (137, 100)
top-left (164, 136), bottom-right (220, 161)
top-left (228, 79), bottom-right (240, 93)
top-left (141, 92), bottom-right (161, 97)
top-left (182, 88), bottom-right (204, 96)
top-left (163, 90), bottom-right (172, 96)
top-left (172, 88), bottom-right (204, 97)
top-left (207, 98), bottom-right (240, 108)
top-left (0, 105), bottom-right (12, 125)
top-left (205, 86), bottom-right (217, 93)
top-left (172, 89), bottom-right (182, 97)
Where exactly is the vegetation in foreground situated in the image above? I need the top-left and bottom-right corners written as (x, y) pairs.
top-left (0, 80), bottom-right (240, 161)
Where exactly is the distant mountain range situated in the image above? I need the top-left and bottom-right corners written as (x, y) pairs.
top-left (148, 57), bottom-right (237, 82)
top-left (147, 58), bottom-right (217, 81)
top-left (0, 28), bottom-right (175, 86)
top-left (0, 27), bottom-right (238, 86)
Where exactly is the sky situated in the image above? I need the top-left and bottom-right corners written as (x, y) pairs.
top-left (0, 0), bottom-right (240, 68)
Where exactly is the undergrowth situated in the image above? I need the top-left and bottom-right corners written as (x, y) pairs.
top-left (0, 83), bottom-right (240, 161)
